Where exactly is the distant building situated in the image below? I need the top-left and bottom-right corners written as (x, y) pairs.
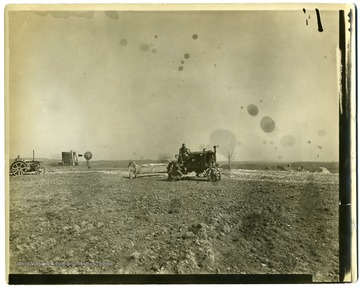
top-left (61, 150), bottom-right (82, 166)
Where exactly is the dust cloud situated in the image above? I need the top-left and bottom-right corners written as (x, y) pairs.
top-left (209, 129), bottom-right (236, 152)
top-left (119, 39), bottom-right (128, 46)
top-left (318, 129), bottom-right (326, 136)
top-left (139, 43), bottom-right (150, 52)
top-left (280, 135), bottom-right (296, 147)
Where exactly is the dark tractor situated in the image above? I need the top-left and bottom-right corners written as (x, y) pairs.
top-left (10, 153), bottom-right (45, 176)
top-left (166, 145), bottom-right (221, 181)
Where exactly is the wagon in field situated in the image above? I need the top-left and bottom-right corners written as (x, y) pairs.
top-left (128, 162), bottom-right (168, 179)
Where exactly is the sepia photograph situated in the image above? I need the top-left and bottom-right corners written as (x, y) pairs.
top-left (5, 3), bottom-right (356, 284)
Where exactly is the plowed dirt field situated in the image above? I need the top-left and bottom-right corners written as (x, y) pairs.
top-left (8, 167), bottom-right (339, 282)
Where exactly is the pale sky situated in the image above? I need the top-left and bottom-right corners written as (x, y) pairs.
top-left (7, 6), bottom-right (342, 161)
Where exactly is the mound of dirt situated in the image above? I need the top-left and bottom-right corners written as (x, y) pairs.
top-left (318, 167), bottom-right (331, 173)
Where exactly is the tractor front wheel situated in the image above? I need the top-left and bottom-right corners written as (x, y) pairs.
top-left (36, 165), bottom-right (45, 174)
top-left (208, 167), bottom-right (221, 182)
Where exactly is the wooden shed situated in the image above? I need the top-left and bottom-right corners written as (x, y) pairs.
top-left (61, 150), bottom-right (80, 166)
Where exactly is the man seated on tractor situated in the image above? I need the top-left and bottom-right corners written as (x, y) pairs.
top-left (178, 143), bottom-right (191, 165)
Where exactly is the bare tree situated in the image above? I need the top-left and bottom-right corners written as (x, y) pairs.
top-left (210, 129), bottom-right (237, 169)
top-left (223, 149), bottom-right (236, 170)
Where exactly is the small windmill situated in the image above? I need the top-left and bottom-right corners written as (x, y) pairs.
top-left (84, 151), bottom-right (93, 168)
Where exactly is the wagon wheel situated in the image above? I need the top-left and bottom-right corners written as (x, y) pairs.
top-left (10, 161), bottom-right (27, 176)
top-left (128, 161), bottom-right (138, 179)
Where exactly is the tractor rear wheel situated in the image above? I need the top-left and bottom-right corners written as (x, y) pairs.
top-left (36, 165), bottom-right (45, 174)
top-left (10, 161), bottom-right (27, 176)
top-left (167, 161), bottom-right (182, 181)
